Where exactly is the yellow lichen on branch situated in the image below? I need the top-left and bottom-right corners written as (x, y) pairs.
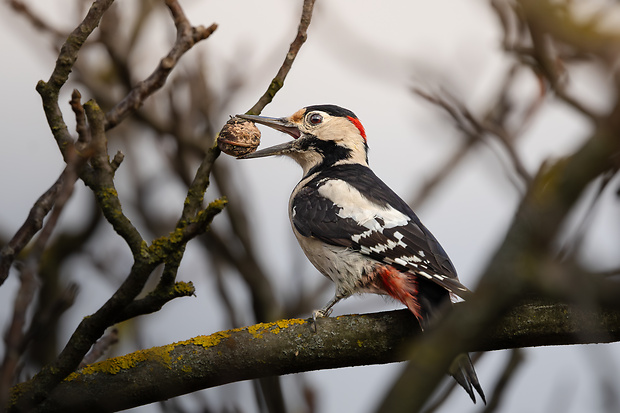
top-left (246, 318), bottom-right (307, 339)
top-left (67, 317), bottom-right (308, 382)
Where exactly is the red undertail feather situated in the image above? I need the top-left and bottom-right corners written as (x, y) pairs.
top-left (375, 265), bottom-right (423, 324)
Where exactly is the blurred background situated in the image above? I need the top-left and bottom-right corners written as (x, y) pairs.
top-left (1, 0), bottom-right (620, 412)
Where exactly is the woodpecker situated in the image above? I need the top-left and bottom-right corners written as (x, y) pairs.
top-left (237, 104), bottom-right (485, 403)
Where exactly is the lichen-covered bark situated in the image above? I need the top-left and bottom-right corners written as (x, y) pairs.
top-left (14, 301), bottom-right (620, 412)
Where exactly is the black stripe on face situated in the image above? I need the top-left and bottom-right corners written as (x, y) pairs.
top-left (300, 136), bottom-right (353, 176)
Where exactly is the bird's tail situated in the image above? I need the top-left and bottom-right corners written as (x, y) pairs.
top-left (374, 267), bottom-right (486, 403)
top-left (449, 353), bottom-right (486, 404)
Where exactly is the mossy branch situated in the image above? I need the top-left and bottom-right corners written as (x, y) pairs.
top-left (83, 100), bottom-right (145, 256)
top-left (11, 301), bottom-right (620, 412)
top-left (35, 0), bottom-right (115, 162)
top-left (15, 26), bottom-right (226, 408)
top-left (9, 190), bottom-right (225, 412)
top-left (113, 281), bottom-right (196, 324)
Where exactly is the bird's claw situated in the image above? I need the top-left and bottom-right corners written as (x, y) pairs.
top-left (311, 308), bottom-right (333, 332)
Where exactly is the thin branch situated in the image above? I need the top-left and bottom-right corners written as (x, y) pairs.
top-left (0, 179), bottom-right (59, 285)
top-left (0, 266), bottom-right (38, 409)
top-left (196, 0), bottom-right (319, 329)
top-left (112, 282), bottom-right (195, 324)
top-left (482, 349), bottom-right (524, 413)
top-left (35, 0), bottom-right (115, 161)
top-left (4, 0), bottom-right (115, 286)
top-left (69, 89), bottom-right (90, 145)
top-left (247, 0), bottom-right (316, 115)
top-left (79, 329), bottom-right (119, 369)
top-left (508, 0), bottom-right (605, 120)
top-left (558, 172), bottom-right (617, 260)
top-left (180, 143), bottom-right (221, 221)
top-left (84, 100), bottom-right (145, 256)
top-left (420, 352), bottom-right (485, 413)
top-left (11, 192), bottom-right (225, 412)
top-left (0, 146), bottom-right (87, 407)
top-left (104, 0), bottom-right (218, 130)
top-left (200, 230), bottom-right (279, 323)
top-left (13, 301), bottom-right (620, 413)
top-left (408, 63), bottom-right (525, 207)
top-left (7, 1), bottom-right (225, 411)
top-left (7, 101), bottom-right (224, 412)
top-left (413, 87), bottom-right (532, 187)
top-left (0, 148), bottom-right (91, 286)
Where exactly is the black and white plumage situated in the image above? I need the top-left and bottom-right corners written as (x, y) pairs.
top-left (238, 104), bottom-right (485, 403)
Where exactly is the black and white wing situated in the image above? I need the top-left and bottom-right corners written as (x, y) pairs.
top-left (291, 164), bottom-right (471, 298)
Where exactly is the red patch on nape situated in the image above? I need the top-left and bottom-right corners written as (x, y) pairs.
top-left (347, 116), bottom-right (367, 141)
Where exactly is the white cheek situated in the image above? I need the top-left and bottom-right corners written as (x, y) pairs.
top-left (290, 151), bottom-right (324, 175)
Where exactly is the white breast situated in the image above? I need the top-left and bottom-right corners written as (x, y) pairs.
top-left (291, 226), bottom-right (382, 297)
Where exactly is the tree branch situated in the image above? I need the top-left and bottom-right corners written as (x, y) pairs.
top-left (247, 0), bottom-right (316, 115)
top-left (11, 301), bottom-right (620, 412)
top-left (35, 0), bottom-right (115, 162)
top-left (0, 168), bottom-right (65, 286)
top-left (413, 87), bottom-right (532, 187)
top-left (104, 1), bottom-right (217, 130)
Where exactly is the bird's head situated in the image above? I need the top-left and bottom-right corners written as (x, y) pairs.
top-left (237, 104), bottom-right (368, 176)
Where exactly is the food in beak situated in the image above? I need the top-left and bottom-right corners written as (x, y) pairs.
top-left (217, 117), bottom-right (261, 157)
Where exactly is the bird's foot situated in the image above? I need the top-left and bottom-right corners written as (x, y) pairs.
top-left (311, 308), bottom-right (333, 332)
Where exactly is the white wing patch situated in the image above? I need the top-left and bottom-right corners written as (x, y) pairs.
top-left (317, 178), bottom-right (431, 267)
top-left (317, 179), bottom-right (410, 239)
top-left (312, 177), bottom-right (470, 299)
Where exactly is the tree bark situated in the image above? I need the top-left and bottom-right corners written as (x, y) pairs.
top-left (12, 300), bottom-right (620, 412)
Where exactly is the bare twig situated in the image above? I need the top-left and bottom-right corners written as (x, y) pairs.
top-left (409, 63), bottom-right (525, 207)
top-left (0, 180), bottom-right (59, 285)
top-left (113, 282), bottom-right (196, 323)
top-left (0, 266), bottom-right (38, 409)
top-left (9, 192), bottom-right (224, 412)
top-left (36, 0), bottom-right (115, 161)
top-left (11, 13), bottom-right (226, 398)
top-left (483, 349), bottom-right (524, 413)
top-left (180, 143), bottom-right (221, 221)
top-left (85, 100), bottom-right (144, 256)
top-left (558, 171), bottom-right (617, 260)
top-left (420, 352), bottom-right (486, 413)
top-left (194, 0), bottom-right (320, 331)
top-left (0, 149), bottom-right (91, 287)
top-left (413, 87), bottom-right (532, 187)
top-left (104, 0), bottom-right (218, 130)
top-left (247, 0), bottom-right (316, 115)
top-left (502, 0), bottom-right (605, 120)
top-left (69, 89), bottom-right (90, 145)
top-left (79, 329), bottom-right (119, 369)
top-left (0, 145), bottom-right (87, 407)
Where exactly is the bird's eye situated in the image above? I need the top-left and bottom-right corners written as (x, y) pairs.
top-left (308, 113), bottom-right (323, 125)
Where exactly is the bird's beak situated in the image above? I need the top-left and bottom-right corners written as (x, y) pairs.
top-left (236, 114), bottom-right (301, 159)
